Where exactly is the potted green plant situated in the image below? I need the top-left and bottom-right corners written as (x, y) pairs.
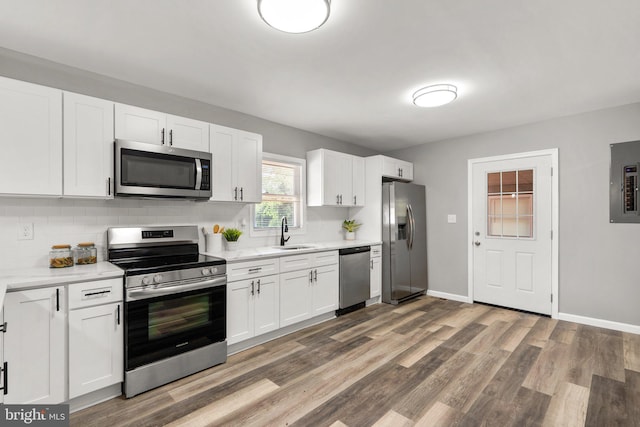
top-left (342, 219), bottom-right (361, 240)
top-left (221, 228), bottom-right (242, 251)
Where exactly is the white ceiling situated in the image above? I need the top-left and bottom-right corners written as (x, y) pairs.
top-left (1, 0), bottom-right (639, 152)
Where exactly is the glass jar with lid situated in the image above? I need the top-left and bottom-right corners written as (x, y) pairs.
top-left (74, 242), bottom-right (97, 265)
top-left (50, 244), bottom-right (74, 268)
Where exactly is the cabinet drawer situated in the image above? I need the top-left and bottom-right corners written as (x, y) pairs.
top-left (371, 245), bottom-right (382, 258)
top-left (313, 251), bottom-right (339, 266)
top-left (68, 278), bottom-right (123, 309)
top-left (228, 258), bottom-right (279, 282)
top-left (279, 254), bottom-right (314, 273)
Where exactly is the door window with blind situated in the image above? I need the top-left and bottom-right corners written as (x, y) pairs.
top-left (252, 153), bottom-right (306, 234)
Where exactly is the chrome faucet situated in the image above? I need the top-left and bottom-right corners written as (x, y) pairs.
top-left (280, 216), bottom-right (291, 246)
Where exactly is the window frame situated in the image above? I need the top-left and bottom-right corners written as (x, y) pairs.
top-left (250, 152), bottom-right (307, 237)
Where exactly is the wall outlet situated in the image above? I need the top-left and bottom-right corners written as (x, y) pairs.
top-left (447, 214), bottom-right (457, 224)
top-left (18, 222), bottom-right (34, 240)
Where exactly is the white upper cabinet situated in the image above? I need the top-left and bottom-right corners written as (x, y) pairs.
top-left (165, 114), bottom-right (210, 152)
top-left (115, 104), bottom-right (209, 151)
top-left (210, 124), bottom-right (263, 203)
top-left (307, 149), bottom-right (365, 207)
top-left (63, 92), bottom-right (114, 198)
top-left (381, 155), bottom-right (413, 181)
top-left (0, 76), bottom-right (62, 196)
top-left (352, 155), bottom-right (366, 207)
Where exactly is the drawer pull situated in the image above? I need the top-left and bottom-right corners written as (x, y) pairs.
top-left (248, 267), bottom-right (262, 273)
top-left (83, 289), bottom-right (111, 297)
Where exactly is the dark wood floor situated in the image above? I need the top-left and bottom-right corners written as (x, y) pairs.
top-left (72, 297), bottom-right (640, 426)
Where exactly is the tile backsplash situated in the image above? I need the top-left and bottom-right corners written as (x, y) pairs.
top-left (0, 197), bottom-right (348, 269)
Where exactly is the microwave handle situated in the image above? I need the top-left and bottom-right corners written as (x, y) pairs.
top-left (195, 159), bottom-right (203, 190)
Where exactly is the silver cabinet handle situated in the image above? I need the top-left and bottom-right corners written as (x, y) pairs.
top-left (251, 280), bottom-right (255, 295)
top-left (116, 304), bottom-right (120, 326)
top-left (474, 241), bottom-right (481, 246)
top-left (161, 128), bottom-right (165, 144)
top-left (240, 187), bottom-right (244, 201)
top-left (309, 270), bottom-right (313, 283)
top-left (234, 187), bottom-right (238, 200)
top-left (371, 259), bottom-right (373, 269)
top-left (248, 267), bottom-right (262, 274)
top-left (257, 279), bottom-right (261, 294)
top-left (314, 269), bottom-right (318, 282)
top-left (169, 129), bottom-right (173, 146)
top-left (354, 195), bottom-right (357, 205)
top-left (336, 194), bottom-right (340, 204)
top-left (339, 195), bottom-right (343, 204)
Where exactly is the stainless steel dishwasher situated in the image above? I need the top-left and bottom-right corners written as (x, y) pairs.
top-left (337, 245), bottom-right (371, 315)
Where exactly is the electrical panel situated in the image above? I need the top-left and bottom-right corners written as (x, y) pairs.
top-left (610, 141), bottom-right (640, 223)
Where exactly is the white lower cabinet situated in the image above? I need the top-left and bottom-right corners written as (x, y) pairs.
top-left (370, 245), bottom-right (382, 298)
top-left (279, 251), bottom-right (339, 328)
top-left (0, 308), bottom-right (4, 404)
top-left (227, 258), bottom-right (280, 345)
top-left (227, 275), bottom-right (280, 345)
top-left (68, 279), bottom-right (123, 399)
top-left (4, 287), bottom-right (66, 404)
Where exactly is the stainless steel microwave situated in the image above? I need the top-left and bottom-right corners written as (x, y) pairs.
top-left (114, 139), bottom-right (212, 200)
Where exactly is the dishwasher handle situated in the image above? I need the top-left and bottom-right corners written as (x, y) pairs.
top-left (339, 246), bottom-right (371, 256)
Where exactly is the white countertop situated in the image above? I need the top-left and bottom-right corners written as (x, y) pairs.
top-left (0, 262), bottom-right (124, 305)
top-left (204, 240), bottom-right (382, 262)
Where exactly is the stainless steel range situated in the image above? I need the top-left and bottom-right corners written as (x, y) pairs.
top-left (107, 225), bottom-right (227, 398)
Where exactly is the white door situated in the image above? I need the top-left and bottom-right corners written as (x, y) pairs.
top-left (235, 130), bottom-right (263, 202)
top-left (114, 103), bottom-right (166, 145)
top-left (312, 264), bottom-right (339, 315)
top-left (210, 124), bottom-right (235, 201)
top-left (63, 92), bottom-right (114, 198)
top-left (166, 114), bottom-right (209, 151)
top-left (253, 275), bottom-right (280, 337)
top-left (68, 303), bottom-right (123, 398)
top-left (472, 153), bottom-right (553, 315)
top-left (4, 287), bottom-right (66, 404)
top-left (227, 279), bottom-right (254, 345)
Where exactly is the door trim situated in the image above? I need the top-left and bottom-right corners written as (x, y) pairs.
top-left (467, 149), bottom-right (559, 318)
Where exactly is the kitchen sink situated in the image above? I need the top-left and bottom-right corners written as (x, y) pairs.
top-left (272, 245), bottom-right (315, 250)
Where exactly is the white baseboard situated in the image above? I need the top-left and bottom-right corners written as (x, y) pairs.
top-left (426, 290), bottom-right (472, 304)
top-left (558, 312), bottom-right (640, 335)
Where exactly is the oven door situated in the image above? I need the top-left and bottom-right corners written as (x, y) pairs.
top-left (115, 139), bottom-right (211, 199)
top-left (125, 277), bottom-right (226, 371)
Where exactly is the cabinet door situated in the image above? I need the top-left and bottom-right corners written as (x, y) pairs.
top-left (382, 157), bottom-right (400, 179)
top-left (114, 103), bottom-right (165, 145)
top-left (312, 263), bottom-right (339, 315)
top-left (322, 150), bottom-right (345, 206)
top-left (279, 270), bottom-right (312, 327)
top-left (370, 256), bottom-right (382, 298)
top-left (0, 308), bottom-right (3, 405)
top-left (0, 76), bottom-right (62, 196)
top-left (63, 92), bottom-right (114, 198)
top-left (253, 275), bottom-right (280, 337)
top-left (69, 303), bottom-right (123, 398)
top-left (4, 288), bottom-right (66, 404)
top-left (166, 114), bottom-right (209, 152)
top-left (352, 156), bottom-right (365, 206)
top-left (235, 131), bottom-right (263, 203)
top-left (398, 160), bottom-right (414, 181)
top-left (210, 124), bottom-right (235, 201)
top-left (227, 279), bottom-right (254, 345)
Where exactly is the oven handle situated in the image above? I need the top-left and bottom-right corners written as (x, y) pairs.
top-left (126, 276), bottom-right (226, 301)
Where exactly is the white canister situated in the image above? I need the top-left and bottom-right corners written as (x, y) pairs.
top-left (205, 233), bottom-right (223, 253)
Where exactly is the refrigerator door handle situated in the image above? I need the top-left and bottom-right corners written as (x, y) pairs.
top-left (407, 203), bottom-right (416, 250)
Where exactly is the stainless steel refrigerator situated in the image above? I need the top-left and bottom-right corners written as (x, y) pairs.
top-left (382, 181), bottom-right (428, 304)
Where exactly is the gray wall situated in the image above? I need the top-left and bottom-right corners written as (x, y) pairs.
top-left (388, 103), bottom-right (640, 326)
top-left (0, 47), bottom-right (375, 159)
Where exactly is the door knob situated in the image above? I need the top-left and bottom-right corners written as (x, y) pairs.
top-left (474, 241), bottom-right (481, 246)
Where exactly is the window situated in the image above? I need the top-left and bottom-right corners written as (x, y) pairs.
top-left (487, 169), bottom-right (534, 238)
top-left (252, 153), bottom-right (305, 233)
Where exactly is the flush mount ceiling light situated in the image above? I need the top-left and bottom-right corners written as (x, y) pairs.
top-left (412, 84), bottom-right (458, 107)
top-left (258, 0), bottom-right (331, 34)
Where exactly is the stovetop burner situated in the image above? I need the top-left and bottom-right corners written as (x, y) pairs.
top-left (107, 225), bottom-right (226, 281)
top-left (111, 253), bottom-right (225, 276)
